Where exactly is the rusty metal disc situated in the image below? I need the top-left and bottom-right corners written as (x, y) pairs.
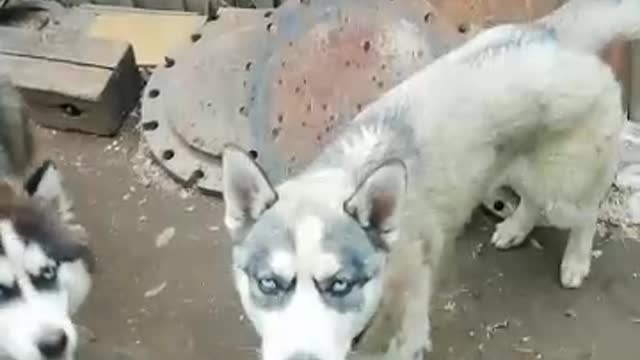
top-left (141, 1), bottom-right (465, 194)
top-left (141, 8), bottom-right (272, 193)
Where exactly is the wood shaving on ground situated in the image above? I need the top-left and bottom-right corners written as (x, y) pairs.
top-left (514, 347), bottom-right (535, 354)
top-left (144, 281), bottom-right (167, 298)
top-left (472, 242), bottom-right (485, 259)
top-left (530, 238), bottom-right (544, 250)
top-left (595, 122), bottom-right (640, 240)
top-left (485, 320), bottom-right (510, 338)
top-left (444, 301), bottom-right (456, 312)
top-left (598, 185), bottom-right (640, 240)
top-left (155, 227), bottom-right (175, 248)
top-left (131, 142), bottom-right (197, 197)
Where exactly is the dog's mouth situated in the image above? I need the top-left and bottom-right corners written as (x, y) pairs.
top-left (351, 317), bottom-right (375, 349)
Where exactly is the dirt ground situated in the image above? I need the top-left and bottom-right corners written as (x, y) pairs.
top-left (33, 124), bottom-right (640, 360)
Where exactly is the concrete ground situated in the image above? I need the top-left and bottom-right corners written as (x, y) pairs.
top-left (34, 124), bottom-right (640, 360)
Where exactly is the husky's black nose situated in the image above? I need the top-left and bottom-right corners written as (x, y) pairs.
top-left (37, 329), bottom-right (68, 358)
top-left (286, 353), bottom-right (321, 360)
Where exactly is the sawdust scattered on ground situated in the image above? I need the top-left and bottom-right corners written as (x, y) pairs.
top-left (598, 185), bottom-right (640, 241)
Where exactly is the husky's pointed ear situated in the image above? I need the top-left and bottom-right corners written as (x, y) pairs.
top-left (222, 144), bottom-right (277, 239)
top-left (24, 160), bottom-right (73, 220)
top-left (344, 160), bottom-right (407, 249)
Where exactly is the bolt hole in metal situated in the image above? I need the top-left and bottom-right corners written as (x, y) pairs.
top-left (148, 89), bottom-right (160, 98)
top-left (493, 200), bottom-right (505, 212)
top-left (59, 103), bottom-right (82, 117)
top-left (249, 150), bottom-right (258, 159)
top-left (191, 33), bottom-right (202, 42)
top-left (267, 22), bottom-right (276, 32)
top-left (424, 12), bottom-right (432, 23)
top-left (162, 150), bottom-right (175, 160)
top-left (363, 40), bottom-right (371, 52)
top-left (164, 57), bottom-right (176, 68)
top-left (458, 23), bottom-right (469, 34)
top-left (142, 121), bottom-right (159, 131)
top-left (192, 169), bottom-right (205, 180)
top-left (271, 127), bottom-right (281, 140)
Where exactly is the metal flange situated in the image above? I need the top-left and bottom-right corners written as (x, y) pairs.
top-left (141, 1), bottom-right (466, 194)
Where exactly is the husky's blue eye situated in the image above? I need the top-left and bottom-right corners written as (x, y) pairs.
top-left (257, 277), bottom-right (279, 295)
top-left (31, 265), bottom-right (58, 291)
top-left (327, 278), bottom-right (354, 297)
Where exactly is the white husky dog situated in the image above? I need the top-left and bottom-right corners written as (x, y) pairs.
top-left (0, 77), bottom-right (93, 360)
top-left (221, 1), bottom-right (640, 359)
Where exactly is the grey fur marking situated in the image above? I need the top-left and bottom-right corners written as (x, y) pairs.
top-left (0, 76), bottom-right (32, 178)
top-left (0, 203), bottom-right (93, 270)
top-left (239, 211), bottom-right (294, 309)
top-left (318, 218), bottom-right (383, 312)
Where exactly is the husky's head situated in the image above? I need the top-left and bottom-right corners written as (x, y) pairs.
top-left (222, 145), bottom-right (406, 360)
top-left (0, 161), bottom-right (92, 360)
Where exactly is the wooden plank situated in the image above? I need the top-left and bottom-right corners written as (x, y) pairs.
top-left (83, 4), bottom-right (206, 66)
top-left (132, 0), bottom-right (185, 11)
top-left (0, 27), bottom-right (141, 136)
top-left (0, 26), bottom-right (128, 68)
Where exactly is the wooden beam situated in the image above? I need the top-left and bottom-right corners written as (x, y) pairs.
top-left (0, 26), bottom-right (142, 136)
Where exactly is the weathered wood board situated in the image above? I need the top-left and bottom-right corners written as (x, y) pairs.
top-left (84, 5), bottom-right (206, 66)
top-left (0, 26), bottom-right (142, 135)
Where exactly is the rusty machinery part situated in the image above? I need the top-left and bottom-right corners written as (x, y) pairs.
top-left (141, 0), bottom-right (626, 195)
top-left (141, 8), bottom-right (271, 193)
top-left (141, 0), bottom-right (467, 194)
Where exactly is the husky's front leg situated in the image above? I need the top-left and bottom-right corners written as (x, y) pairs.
top-left (384, 264), bottom-right (433, 360)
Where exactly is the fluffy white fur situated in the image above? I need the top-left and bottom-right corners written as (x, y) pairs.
top-left (0, 77), bottom-right (92, 360)
top-left (222, 0), bottom-right (640, 359)
top-left (0, 222), bottom-right (90, 360)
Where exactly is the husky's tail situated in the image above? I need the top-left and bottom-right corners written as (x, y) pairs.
top-left (538, 0), bottom-right (640, 54)
top-left (0, 75), bottom-right (33, 178)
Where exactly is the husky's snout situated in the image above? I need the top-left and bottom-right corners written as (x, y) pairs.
top-left (36, 328), bottom-right (69, 359)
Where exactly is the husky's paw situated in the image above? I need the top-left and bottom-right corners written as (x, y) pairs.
top-left (384, 334), bottom-right (432, 360)
top-left (491, 218), bottom-right (528, 249)
top-left (561, 255), bottom-right (590, 289)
